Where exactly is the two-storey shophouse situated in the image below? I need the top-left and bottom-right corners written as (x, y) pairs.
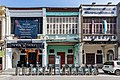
top-left (46, 7), bottom-right (82, 67)
top-left (80, 3), bottom-right (117, 67)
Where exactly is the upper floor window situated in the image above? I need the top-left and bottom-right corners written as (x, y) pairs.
top-left (83, 17), bottom-right (116, 34)
top-left (47, 17), bottom-right (78, 34)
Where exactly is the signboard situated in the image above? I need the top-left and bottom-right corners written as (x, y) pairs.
top-left (55, 56), bottom-right (60, 75)
top-left (82, 6), bottom-right (117, 16)
top-left (7, 43), bottom-right (44, 48)
top-left (14, 19), bottom-right (38, 39)
top-left (46, 12), bottom-right (79, 16)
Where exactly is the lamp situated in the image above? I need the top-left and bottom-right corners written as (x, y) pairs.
top-left (92, 2), bottom-right (96, 5)
top-left (107, 2), bottom-right (112, 5)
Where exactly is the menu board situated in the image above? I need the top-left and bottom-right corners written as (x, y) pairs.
top-left (14, 19), bottom-right (38, 39)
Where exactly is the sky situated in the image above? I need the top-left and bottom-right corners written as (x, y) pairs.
top-left (0, 0), bottom-right (120, 7)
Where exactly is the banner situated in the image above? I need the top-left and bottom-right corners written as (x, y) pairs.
top-left (14, 19), bottom-right (38, 39)
top-left (103, 20), bottom-right (107, 34)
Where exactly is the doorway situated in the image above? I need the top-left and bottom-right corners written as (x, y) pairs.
top-left (86, 53), bottom-right (95, 65)
top-left (38, 55), bottom-right (42, 66)
top-left (28, 52), bottom-right (36, 66)
top-left (57, 52), bottom-right (65, 66)
top-left (0, 57), bottom-right (2, 70)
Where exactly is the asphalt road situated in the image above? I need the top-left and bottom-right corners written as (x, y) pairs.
top-left (0, 75), bottom-right (120, 80)
top-left (0, 69), bottom-right (120, 80)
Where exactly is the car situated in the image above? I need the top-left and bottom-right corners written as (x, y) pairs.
top-left (102, 60), bottom-right (120, 75)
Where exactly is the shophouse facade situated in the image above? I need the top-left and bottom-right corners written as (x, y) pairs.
top-left (3, 3), bottom-right (120, 70)
top-left (80, 4), bottom-right (117, 67)
top-left (117, 2), bottom-right (120, 59)
top-left (46, 7), bottom-right (82, 66)
top-left (0, 6), bottom-right (6, 70)
top-left (5, 7), bottom-right (48, 69)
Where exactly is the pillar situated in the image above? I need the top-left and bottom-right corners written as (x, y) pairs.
top-left (42, 41), bottom-right (47, 67)
top-left (25, 49), bottom-right (28, 65)
top-left (35, 49), bottom-right (39, 64)
top-left (6, 48), bottom-right (12, 69)
top-left (114, 44), bottom-right (118, 60)
top-left (118, 47), bottom-right (120, 60)
top-left (79, 43), bottom-right (83, 65)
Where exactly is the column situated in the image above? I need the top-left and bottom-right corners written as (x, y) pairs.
top-left (79, 43), bottom-right (83, 65)
top-left (25, 49), bottom-right (28, 65)
top-left (42, 41), bottom-right (47, 67)
top-left (101, 46), bottom-right (105, 63)
top-left (73, 45), bottom-right (76, 64)
top-left (118, 46), bottom-right (120, 60)
top-left (35, 49), bottom-right (39, 64)
top-left (6, 48), bottom-right (12, 69)
top-left (114, 44), bottom-right (118, 60)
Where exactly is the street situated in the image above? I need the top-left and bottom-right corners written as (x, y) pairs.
top-left (0, 73), bottom-right (120, 80)
top-left (0, 68), bottom-right (120, 80)
top-left (0, 75), bottom-right (120, 80)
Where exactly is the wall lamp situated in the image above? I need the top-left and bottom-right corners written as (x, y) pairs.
top-left (107, 2), bottom-right (112, 5)
top-left (92, 2), bottom-right (96, 5)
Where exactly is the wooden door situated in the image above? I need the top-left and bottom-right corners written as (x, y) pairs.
top-left (86, 53), bottom-right (95, 65)
top-left (57, 52), bottom-right (65, 66)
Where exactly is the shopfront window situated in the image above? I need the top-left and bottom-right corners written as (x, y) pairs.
top-left (49, 55), bottom-right (55, 64)
top-left (67, 55), bottom-right (73, 64)
top-left (96, 55), bottom-right (103, 64)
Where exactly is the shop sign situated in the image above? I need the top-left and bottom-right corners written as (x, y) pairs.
top-left (82, 6), bottom-right (117, 16)
top-left (46, 12), bottom-right (79, 16)
top-left (7, 43), bottom-right (44, 48)
top-left (14, 19), bottom-right (38, 39)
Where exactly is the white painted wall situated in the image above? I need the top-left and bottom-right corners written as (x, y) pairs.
top-left (83, 44), bottom-right (115, 64)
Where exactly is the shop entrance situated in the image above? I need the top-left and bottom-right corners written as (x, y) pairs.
top-left (0, 57), bottom-right (2, 70)
top-left (38, 55), bottom-right (42, 66)
top-left (86, 53), bottom-right (95, 65)
top-left (57, 52), bottom-right (65, 66)
top-left (28, 52), bottom-right (36, 66)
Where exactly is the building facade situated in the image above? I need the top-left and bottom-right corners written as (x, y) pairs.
top-left (80, 4), bottom-right (117, 67)
top-left (0, 6), bottom-right (6, 70)
top-left (2, 3), bottom-right (120, 70)
top-left (117, 2), bottom-right (120, 60)
top-left (46, 8), bottom-right (82, 66)
top-left (5, 7), bottom-right (48, 69)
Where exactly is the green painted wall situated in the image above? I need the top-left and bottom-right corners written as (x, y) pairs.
top-left (47, 45), bottom-right (80, 64)
top-left (0, 50), bottom-right (4, 57)
top-left (48, 45), bottom-right (73, 55)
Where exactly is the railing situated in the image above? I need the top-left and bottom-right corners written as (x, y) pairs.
top-left (83, 34), bottom-right (117, 41)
